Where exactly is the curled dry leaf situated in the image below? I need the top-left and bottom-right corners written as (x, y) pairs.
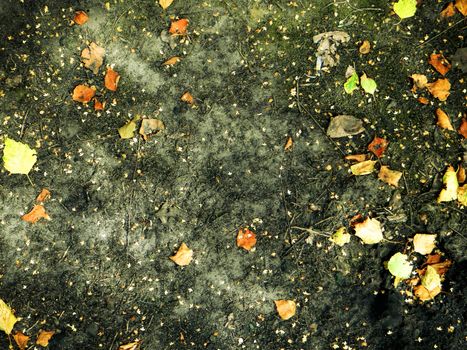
top-left (428, 53), bottom-right (451, 76)
top-left (170, 243), bottom-right (193, 266)
top-left (378, 166), bottom-right (402, 187)
top-left (350, 160), bottom-right (376, 176)
top-left (36, 188), bottom-right (51, 203)
top-left (410, 74), bottom-right (428, 92)
top-left (458, 117), bottom-right (467, 138)
top-left (457, 165), bottom-right (466, 184)
top-left (0, 299), bottom-right (17, 335)
top-left (368, 136), bottom-right (389, 158)
top-left (118, 340), bottom-right (141, 350)
top-left (139, 118), bottom-right (165, 140)
top-left (236, 228), bottom-right (257, 251)
top-left (426, 78), bottom-right (451, 101)
top-left (441, 2), bottom-right (457, 17)
top-left (274, 300), bottom-right (296, 320)
top-left (435, 108), bottom-right (454, 130)
top-left (458, 184), bottom-right (467, 206)
top-left (284, 136), bottom-right (293, 151)
top-left (345, 154), bottom-right (367, 162)
top-left (437, 165), bottom-right (458, 202)
top-left (169, 18), bottom-right (189, 35)
top-left (180, 91), bottom-right (194, 105)
top-left (14, 331), bottom-right (30, 350)
top-left (413, 233), bottom-right (436, 255)
top-left (162, 56), bottom-right (181, 66)
top-left (159, 0), bottom-right (175, 10)
top-left (36, 330), bottom-right (55, 347)
top-left (105, 67), bottom-right (120, 91)
top-left (326, 115), bottom-right (364, 138)
top-left (417, 96), bottom-right (429, 105)
top-left (359, 40), bottom-right (371, 54)
top-left (73, 10), bottom-right (88, 25)
top-left (354, 217), bottom-right (383, 244)
top-left (94, 98), bottom-right (105, 111)
top-left (455, 0), bottom-right (467, 15)
top-left (72, 85), bottom-right (96, 103)
top-left (413, 284), bottom-right (441, 301)
top-left (81, 42), bottom-right (105, 74)
top-left (22, 205), bottom-right (50, 224)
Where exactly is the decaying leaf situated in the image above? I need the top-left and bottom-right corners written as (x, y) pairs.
top-left (410, 74), bottom-right (428, 92)
top-left (378, 166), bottom-right (402, 187)
top-left (22, 205), bottom-right (51, 224)
top-left (388, 252), bottom-right (413, 279)
top-left (417, 96), bottom-right (429, 105)
top-left (81, 42), bottom-right (105, 74)
top-left (72, 84), bottom-right (96, 103)
top-left (162, 56), bottom-right (181, 66)
top-left (2, 137), bottom-right (37, 175)
top-left (458, 117), bottom-right (467, 138)
top-left (170, 243), bottom-right (193, 266)
top-left (14, 331), bottom-right (30, 350)
top-left (284, 136), bottom-right (293, 151)
top-left (354, 217), bottom-right (383, 244)
top-left (118, 116), bottom-right (140, 139)
top-left (36, 188), bottom-right (51, 203)
top-left (420, 254), bottom-right (452, 276)
top-left (345, 154), bottom-right (367, 162)
top-left (437, 165), bottom-right (458, 202)
top-left (329, 227), bottom-right (351, 246)
top-left (274, 300), bottom-right (296, 320)
top-left (105, 67), bottom-right (120, 91)
top-left (429, 53), bottom-right (451, 76)
top-left (435, 108), bottom-right (454, 130)
top-left (458, 184), bottom-right (467, 206)
top-left (413, 234), bottom-right (436, 255)
top-left (159, 0), bottom-right (174, 10)
top-left (421, 265), bottom-right (441, 291)
top-left (118, 340), bottom-right (141, 350)
top-left (36, 330), bottom-right (55, 347)
top-left (73, 10), bottom-right (88, 25)
top-left (139, 118), bottom-right (165, 140)
top-left (440, 2), bottom-right (456, 17)
top-left (350, 160), bottom-right (376, 176)
top-left (169, 18), bottom-right (189, 35)
top-left (457, 165), bottom-right (466, 184)
top-left (344, 71), bottom-right (359, 94)
top-left (0, 298), bottom-right (17, 335)
top-left (94, 98), bottom-right (105, 111)
top-left (359, 40), bottom-right (371, 54)
top-left (360, 73), bottom-right (377, 94)
top-left (426, 78), bottom-right (451, 101)
top-left (180, 91), bottom-right (194, 105)
top-left (413, 284), bottom-right (441, 301)
top-left (236, 228), bottom-right (257, 251)
top-left (368, 136), bottom-right (389, 158)
top-left (327, 115), bottom-right (364, 138)
top-left (393, 0), bottom-right (417, 19)
top-left (455, 0), bottom-right (467, 15)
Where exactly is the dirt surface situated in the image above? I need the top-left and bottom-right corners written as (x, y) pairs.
top-left (0, 1), bottom-right (466, 349)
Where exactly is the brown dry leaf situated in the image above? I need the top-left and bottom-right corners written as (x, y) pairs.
top-left (170, 243), bottom-right (193, 266)
top-left (350, 160), bottom-right (376, 176)
top-left (354, 217), bottom-right (383, 244)
top-left (417, 96), bottom-right (429, 105)
top-left (457, 165), bottom-right (466, 183)
top-left (410, 74), bottom-right (428, 92)
top-left (159, 0), bottom-right (175, 10)
top-left (105, 67), bottom-right (120, 91)
top-left (162, 56), bottom-right (181, 66)
top-left (441, 2), bottom-right (457, 17)
top-left (413, 233), bottom-right (436, 255)
top-left (429, 260), bottom-right (453, 276)
top-left (435, 108), bottom-right (454, 130)
top-left (413, 284), bottom-right (441, 301)
top-left (81, 42), bottom-right (105, 74)
top-left (36, 188), bottom-right (51, 203)
top-left (345, 154), bottom-right (367, 162)
top-left (455, 0), bottom-right (467, 15)
top-left (139, 119), bottom-right (165, 140)
top-left (21, 205), bottom-right (51, 224)
top-left (14, 331), bottom-right (30, 350)
top-left (72, 85), bottom-right (96, 103)
top-left (73, 10), bottom-right (88, 25)
top-left (94, 98), bottom-right (105, 111)
top-left (368, 136), bottom-right (389, 158)
top-left (284, 136), bottom-right (293, 151)
top-left (180, 91), bottom-right (194, 105)
top-left (169, 18), bottom-right (189, 35)
top-left (118, 340), bottom-right (141, 350)
top-left (378, 166), bottom-right (402, 187)
top-left (428, 53), bottom-right (452, 76)
top-left (426, 78), bottom-right (451, 101)
top-left (274, 300), bottom-right (296, 320)
top-left (36, 330), bottom-right (55, 347)
top-left (236, 228), bottom-right (257, 251)
top-left (458, 117), bottom-right (467, 138)
top-left (359, 40), bottom-right (371, 54)
top-left (424, 254), bottom-right (442, 265)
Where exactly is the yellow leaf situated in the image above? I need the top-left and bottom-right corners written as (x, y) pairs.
top-left (437, 165), bottom-right (458, 202)
top-left (170, 243), bottom-right (193, 266)
top-left (421, 265), bottom-right (442, 292)
top-left (2, 137), bottom-right (37, 175)
top-left (458, 184), bottom-right (467, 206)
top-left (118, 116), bottom-right (140, 139)
top-left (162, 56), bottom-right (181, 66)
top-left (159, 0), bottom-right (174, 10)
top-left (350, 160), bottom-right (376, 175)
top-left (36, 330), bottom-right (55, 347)
top-left (118, 340), bottom-right (141, 350)
top-left (329, 227), bottom-right (351, 246)
top-left (354, 218), bottom-right (383, 244)
top-left (274, 300), bottom-right (296, 320)
top-left (14, 331), bottom-right (30, 350)
top-left (413, 234), bottom-right (436, 255)
top-left (0, 299), bottom-right (17, 335)
top-left (378, 166), bottom-right (402, 187)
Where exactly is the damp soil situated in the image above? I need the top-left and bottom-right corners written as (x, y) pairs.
top-left (0, 1), bottom-right (466, 349)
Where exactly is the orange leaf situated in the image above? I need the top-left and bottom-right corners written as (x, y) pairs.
top-left (367, 136), bottom-right (389, 158)
top-left (236, 228), bottom-right (257, 251)
top-left (458, 117), bottom-right (467, 138)
top-left (284, 136), bottom-right (293, 151)
top-left (413, 284), bottom-right (441, 301)
top-left (81, 42), bottom-right (105, 74)
top-left (169, 243), bottom-right (193, 266)
top-left (428, 53), bottom-right (451, 76)
top-left (14, 331), bottom-right (30, 350)
top-left (162, 56), bottom-right (181, 66)
top-left (36, 330), bottom-right (55, 347)
top-left (274, 300), bottom-right (296, 320)
top-left (345, 154), bottom-right (367, 162)
top-left (441, 2), bottom-right (457, 17)
top-left (35, 188), bottom-right (51, 203)
top-left (435, 108), bottom-right (454, 130)
top-left (359, 40), bottom-right (371, 54)
top-left (21, 205), bottom-right (50, 224)
top-left (105, 67), bottom-right (120, 91)
top-left (180, 91), bottom-right (194, 105)
top-left (426, 78), bottom-right (451, 101)
top-left (457, 165), bottom-right (466, 184)
top-left (378, 166), bottom-right (402, 187)
top-left (73, 10), bottom-right (88, 25)
top-left (169, 19), bottom-right (189, 35)
top-left (94, 98), bottom-right (105, 111)
top-left (417, 96), bottom-right (429, 105)
top-left (72, 85), bottom-right (96, 103)
top-left (118, 340), bottom-right (141, 350)
top-left (455, 0), bottom-right (467, 15)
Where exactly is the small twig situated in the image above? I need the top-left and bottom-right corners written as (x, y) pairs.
top-left (19, 110), bottom-right (29, 139)
top-left (291, 226), bottom-right (330, 237)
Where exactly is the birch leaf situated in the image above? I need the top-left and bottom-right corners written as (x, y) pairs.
top-left (421, 265), bottom-right (441, 291)
top-left (118, 116), bottom-right (140, 139)
top-left (274, 300), bottom-right (296, 320)
top-left (388, 252), bottom-right (413, 279)
top-left (2, 137), bottom-right (37, 175)
top-left (413, 234), bottom-right (436, 255)
top-left (350, 160), bottom-right (376, 175)
top-left (170, 243), bottom-right (193, 266)
top-left (344, 71), bottom-right (359, 94)
top-left (458, 184), bottom-right (467, 206)
top-left (159, 0), bottom-right (174, 10)
top-left (437, 166), bottom-right (458, 202)
top-left (360, 73), bottom-right (377, 94)
top-left (329, 227), bottom-right (351, 246)
top-left (354, 218), bottom-right (383, 244)
top-left (0, 299), bottom-right (17, 335)
top-left (393, 0), bottom-right (417, 19)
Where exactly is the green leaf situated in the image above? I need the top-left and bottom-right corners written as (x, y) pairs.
top-left (2, 137), bottom-right (37, 174)
top-left (0, 298), bottom-right (17, 335)
top-left (344, 71), bottom-right (359, 94)
top-left (329, 227), bottom-right (351, 246)
top-left (360, 73), bottom-right (377, 95)
top-left (388, 252), bottom-right (413, 279)
top-left (393, 0), bottom-right (417, 19)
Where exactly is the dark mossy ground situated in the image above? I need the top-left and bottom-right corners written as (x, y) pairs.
top-left (0, 0), bottom-right (465, 349)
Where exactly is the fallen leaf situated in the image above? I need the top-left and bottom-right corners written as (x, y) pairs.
top-left (359, 40), bottom-right (371, 54)
top-left (457, 165), bottom-right (466, 184)
top-left (118, 340), bottom-right (141, 350)
top-left (360, 73), bottom-right (377, 94)
top-left (354, 217), bottom-right (383, 244)
top-left (81, 42), bottom-right (105, 74)
top-left (410, 74), bottom-right (428, 92)
top-left (169, 18), bottom-right (189, 35)
top-left (329, 227), bottom-right (351, 246)
top-left (170, 243), bottom-right (193, 266)
top-left (139, 118), bottom-right (165, 140)
top-left (345, 154), bottom-right (367, 162)
top-left (413, 234), bottom-right (436, 255)
top-left (105, 67), bottom-right (120, 91)
top-left (94, 98), bottom-right (105, 111)
top-left (327, 115), bottom-right (364, 138)
top-left (180, 91), bottom-right (194, 105)
top-left (344, 71), bottom-right (359, 94)
top-left (426, 78), bottom-right (451, 101)
top-left (14, 331), bottom-right (30, 350)
top-left (429, 53), bottom-right (451, 76)
top-left (458, 117), bottom-right (467, 138)
top-left (36, 330), bottom-right (55, 347)
top-left (274, 300), bottom-right (296, 320)
top-left (36, 189), bottom-right (51, 203)
top-left (417, 96), bottom-right (429, 104)
top-left (73, 10), bottom-right (88, 25)
top-left (440, 2), bottom-right (457, 17)
top-left (413, 284), bottom-right (441, 301)
top-left (350, 160), bottom-right (376, 175)
top-left (394, 0), bottom-right (417, 19)
top-left (118, 116), bottom-right (140, 139)
top-left (162, 56), bottom-right (181, 66)
top-left (72, 84), bottom-right (96, 103)
top-left (424, 254), bottom-right (442, 265)
top-left (368, 136), bottom-right (389, 158)
top-left (22, 205), bottom-right (51, 224)
top-left (0, 299), bottom-right (17, 335)
top-left (388, 252), bottom-right (413, 279)
top-left (421, 265), bottom-right (441, 291)
top-left (378, 166), bottom-right (402, 187)
top-left (284, 136), bottom-right (293, 151)
top-left (159, 0), bottom-right (175, 10)
top-left (2, 137), bottom-right (37, 175)
top-left (455, 0), bottom-right (467, 15)
top-left (437, 165), bottom-right (458, 202)
top-left (458, 184), bottom-right (467, 206)
top-left (236, 228), bottom-right (257, 251)
top-left (435, 108), bottom-right (454, 130)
